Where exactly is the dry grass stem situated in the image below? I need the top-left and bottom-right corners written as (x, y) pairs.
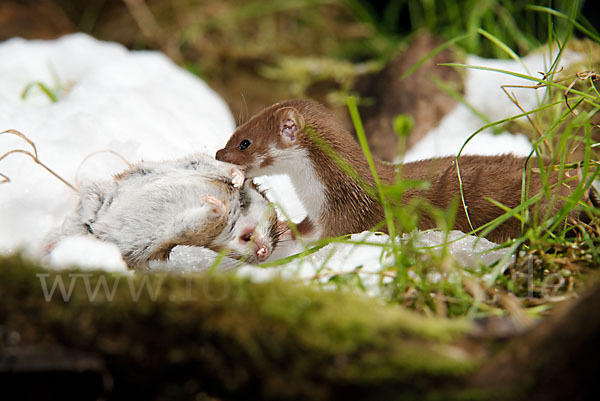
top-left (74, 149), bottom-right (132, 187)
top-left (0, 129), bottom-right (77, 192)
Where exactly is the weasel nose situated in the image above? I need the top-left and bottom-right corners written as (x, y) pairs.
top-left (215, 149), bottom-right (226, 161)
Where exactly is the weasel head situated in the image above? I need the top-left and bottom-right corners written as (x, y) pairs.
top-left (221, 181), bottom-right (279, 264)
top-left (216, 102), bottom-right (306, 177)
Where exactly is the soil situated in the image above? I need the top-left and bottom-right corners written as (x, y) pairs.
top-left (0, 1), bottom-right (75, 40)
top-left (2, 1), bottom-right (463, 155)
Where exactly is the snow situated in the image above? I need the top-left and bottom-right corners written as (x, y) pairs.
top-left (403, 51), bottom-right (583, 162)
top-left (48, 235), bottom-right (129, 273)
top-left (0, 33), bottom-right (235, 260)
top-left (0, 34), bottom-right (583, 286)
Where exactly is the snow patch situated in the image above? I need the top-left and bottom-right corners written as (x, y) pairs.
top-left (0, 33), bottom-right (235, 257)
top-left (403, 49), bottom-right (583, 162)
top-left (48, 235), bottom-right (129, 273)
top-left (0, 34), bottom-right (581, 289)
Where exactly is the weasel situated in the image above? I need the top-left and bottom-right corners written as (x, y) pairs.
top-left (216, 99), bottom-right (590, 243)
top-left (46, 154), bottom-right (279, 269)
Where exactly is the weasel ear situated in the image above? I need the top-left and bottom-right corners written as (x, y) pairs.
top-left (276, 107), bottom-right (304, 144)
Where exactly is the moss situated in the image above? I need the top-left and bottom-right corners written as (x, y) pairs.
top-left (0, 253), bottom-right (482, 400)
top-left (2, 255), bottom-right (599, 400)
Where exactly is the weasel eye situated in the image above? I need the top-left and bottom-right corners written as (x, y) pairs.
top-left (241, 232), bottom-right (253, 242)
top-left (238, 139), bottom-right (252, 151)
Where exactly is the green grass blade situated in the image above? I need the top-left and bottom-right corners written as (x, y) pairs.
top-left (400, 32), bottom-right (471, 80)
top-left (21, 82), bottom-right (58, 103)
top-left (527, 4), bottom-right (600, 43)
top-left (477, 28), bottom-right (529, 74)
top-left (347, 96), bottom-right (396, 239)
top-left (428, 73), bottom-right (496, 130)
top-left (258, 243), bottom-right (329, 268)
top-left (442, 63), bottom-right (600, 108)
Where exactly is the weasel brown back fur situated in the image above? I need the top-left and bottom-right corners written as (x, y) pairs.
top-left (216, 100), bottom-right (587, 242)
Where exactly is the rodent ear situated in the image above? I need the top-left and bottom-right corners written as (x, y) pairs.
top-left (276, 107), bottom-right (304, 144)
top-left (78, 183), bottom-right (110, 225)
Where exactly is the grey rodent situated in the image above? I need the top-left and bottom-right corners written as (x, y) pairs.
top-left (46, 153), bottom-right (279, 269)
top-left (216, 99), bottom-right (592, 242)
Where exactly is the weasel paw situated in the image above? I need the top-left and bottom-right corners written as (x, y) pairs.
top-left (202, 194), bottom-right (226, 217)
top-left (230, 167), bottom-right (245, 188)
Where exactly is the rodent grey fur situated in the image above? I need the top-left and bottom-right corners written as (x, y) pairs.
top-left (47, 153), bottom-right (278, 269)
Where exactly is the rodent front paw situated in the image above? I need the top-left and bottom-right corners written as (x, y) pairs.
top-left (230, 167), bottom-right (245, 188)
top-left (202, 194), bottom-right (226, 217)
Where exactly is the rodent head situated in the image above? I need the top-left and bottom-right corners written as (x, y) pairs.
top-left (220, 180), bottom-right (279, 263)
top-left (215, 102), bottom-right (306, 177)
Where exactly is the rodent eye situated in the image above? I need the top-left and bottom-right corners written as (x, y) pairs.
top-left (238, 139), bottom-right (252, 151)
top-left (241, 232), bottom-right (253, 242)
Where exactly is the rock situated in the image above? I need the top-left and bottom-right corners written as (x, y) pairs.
top-left (356, 32), bottom-right (463, 161)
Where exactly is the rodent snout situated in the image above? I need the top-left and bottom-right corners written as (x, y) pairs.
top-left (256, 245), bottom-right (269, 260)
top-left (239, 228), bottom-right (270, 261)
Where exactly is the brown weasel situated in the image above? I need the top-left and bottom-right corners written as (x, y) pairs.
top-left (216, 99), bottom-right (589, 243)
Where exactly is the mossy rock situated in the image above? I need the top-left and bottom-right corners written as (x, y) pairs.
top-left (1, 254), bottom-right (599, 401)
top-left (0, 254), bottom-right (481, 400)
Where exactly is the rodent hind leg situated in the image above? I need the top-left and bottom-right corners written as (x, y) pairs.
top-left (184, 154), bottom-right (245, 188)
top-left (202, 194), bottom-right (227, 216)
top-left (102, 195), bottom-right (228, 270)
top-left (168, 195), bottom-right (228, 247)
top-left (211, 164), bottom-right (245, 188)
